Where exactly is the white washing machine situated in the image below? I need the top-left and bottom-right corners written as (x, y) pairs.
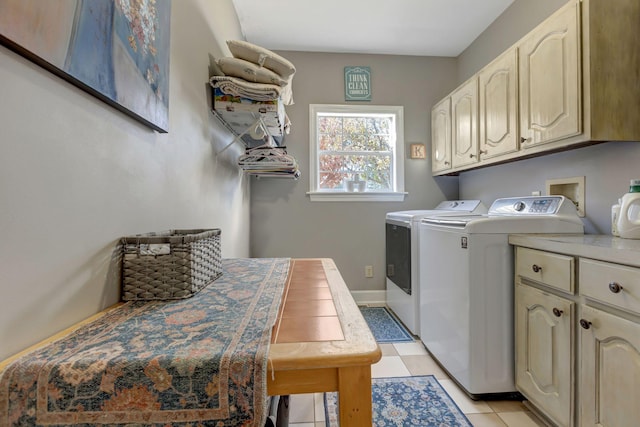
top-left (385, 200), bottom-right (486, 336)
top-left (418, 196), bottom-right (584, 399)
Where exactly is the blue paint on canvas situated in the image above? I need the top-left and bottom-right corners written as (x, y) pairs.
top-left (65, 0), bottom-right (116, 99)
top-left (111, 0), bottom-right (171, 109)
top-left (0, 0), bottom-right (171, 131)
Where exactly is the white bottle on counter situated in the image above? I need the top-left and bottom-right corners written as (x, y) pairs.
top-left (611, 199), bottom-right (621, 236)
top-left (617, 179), bottom-right (640, 239)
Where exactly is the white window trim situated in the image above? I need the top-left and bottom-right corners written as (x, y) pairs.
top-left (307, 104), bottom-right (406, 202)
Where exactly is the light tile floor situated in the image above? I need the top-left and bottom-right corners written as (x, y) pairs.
top-left (288, 339), bottom-right (547, 427)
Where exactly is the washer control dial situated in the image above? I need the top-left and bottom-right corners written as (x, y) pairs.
top-left (514, 201), bottom-right (527, 212)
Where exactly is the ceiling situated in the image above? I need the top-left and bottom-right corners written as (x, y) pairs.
top-left (230, 0), bottom-right (515, 57)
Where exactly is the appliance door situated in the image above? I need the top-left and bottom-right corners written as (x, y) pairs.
top-left (419, 224), bottom-right (516, 396)
top-left (419, 226), bottom-right (471, 385)
top-left (385, 221), bottom-right (411, 295)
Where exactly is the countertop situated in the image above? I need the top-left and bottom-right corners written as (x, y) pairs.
top-left (508, 234), bottom-right (640, 267)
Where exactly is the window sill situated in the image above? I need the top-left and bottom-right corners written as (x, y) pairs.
top-left (307, 191), bottom-right (407, 202)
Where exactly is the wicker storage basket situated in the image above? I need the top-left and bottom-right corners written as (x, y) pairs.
top-left (121, 229), bottom-right (222, 301)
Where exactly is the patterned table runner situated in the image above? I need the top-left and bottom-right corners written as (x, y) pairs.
top-left (0, 258), bottom-right (290, 426)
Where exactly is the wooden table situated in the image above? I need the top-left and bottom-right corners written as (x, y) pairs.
top-left (0, 258), bottom-right (381, 426)
top-left (268, 259), bottom-right (382, 426)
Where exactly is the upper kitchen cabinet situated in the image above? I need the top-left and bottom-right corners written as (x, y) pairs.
top-left (478, 48), bottom-right (519, 161)
top-left (578, 0), bottom-right (640, 141)
top-left (432, 0), bottom-right (640, 176)
top-left (431, 97), bottom-right (452, 173)
top-left (451, 78), bottom-right (479, 169)
top-left (519, 2), bottom-right (580, 149)
top-left (521, 0), bottom-right (640, 152)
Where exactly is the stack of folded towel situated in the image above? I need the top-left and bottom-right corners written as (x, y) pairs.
top-left (210, 40), bottom-right (295, 106)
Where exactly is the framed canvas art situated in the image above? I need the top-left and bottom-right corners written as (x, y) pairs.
top-left (0, 0), bottom-right (171, 133)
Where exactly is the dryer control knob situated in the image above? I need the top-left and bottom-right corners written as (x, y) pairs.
top-left (514, 201), bottom-right (526, 212)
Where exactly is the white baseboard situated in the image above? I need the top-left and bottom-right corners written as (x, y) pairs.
top-left (350, 290), bottom-right (386, 306)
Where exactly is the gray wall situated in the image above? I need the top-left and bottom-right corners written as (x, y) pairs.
top-left (5, 0), bottom-right (631, 362)
top-left (457, 0), bottom-right (640, 235)
top-left (250, 52), bottom-right (459, 292)
top-left (459, 142), bottom-right (639, 234)
top-left (0, 0), bottom-right (249, 361)
top-left (251, 0), bottom-right (640, 296)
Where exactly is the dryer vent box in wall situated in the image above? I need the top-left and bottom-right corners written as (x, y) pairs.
top-left (546, 176), bottom-right (585, 217)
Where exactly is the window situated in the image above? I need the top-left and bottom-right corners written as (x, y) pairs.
top-left (308, 104), bottom-right (406, 202)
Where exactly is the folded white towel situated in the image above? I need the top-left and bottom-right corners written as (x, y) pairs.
top-left (210, 75), bottom-right (294, 105)
top-left (210, 76), bottom-right (282, 101)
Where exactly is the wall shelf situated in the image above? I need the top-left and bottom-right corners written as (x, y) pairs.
top-left (210, 85), bottom-right (299, 179)
top-left (211, 86), bottom-right (286, 143)
top-left (214, 113), bottom-right (277, 155)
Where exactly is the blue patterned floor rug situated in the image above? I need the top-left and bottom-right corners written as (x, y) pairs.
top-left (324, 375), bottom-right (473, 427)
top-left (360, 306), bottom-right (414, 343)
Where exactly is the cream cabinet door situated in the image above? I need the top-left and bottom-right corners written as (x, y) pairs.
top-left (579, 305), bottom-right (640, 427)
top-left (519, 2), bottom-right (581, 148)
top-left (516, 283), bottom-right (574, 427)
top-left (431, 97), bottom-right (452, 173)
top-left (451, 78), bottom-right (479, 168)
top-left (478, 48), bottom-right (519, 160)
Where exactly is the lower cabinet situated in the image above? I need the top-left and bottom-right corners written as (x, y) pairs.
top-left (515, 283), bottom-right (574, 427)
top-left (514, 245), bottom-right (640, 426)
top-left (579, 305), bottom-right (640, 427)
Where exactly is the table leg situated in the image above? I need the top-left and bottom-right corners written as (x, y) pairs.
top-left (338, 365), bottom-right (372, 426)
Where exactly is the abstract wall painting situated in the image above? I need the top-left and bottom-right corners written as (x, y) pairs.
top-left (0, 0), bottom-right (171, 133)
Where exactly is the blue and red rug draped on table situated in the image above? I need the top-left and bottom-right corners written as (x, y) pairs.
top-left (359, 306), bottom-right (414, 343)
top-left (324, 375), bottom-right (473, 427)
top-left (0, 258), bottom-right (290, 427)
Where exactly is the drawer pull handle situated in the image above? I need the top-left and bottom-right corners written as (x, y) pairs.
top-left (580, 319), bottom-right (592, 330)
top-left (532, 264), bottom-right (542, 273)
top-left (608, 282), bottom-right (623, 293)
top-left (552, 308), bottom-right (563, 317)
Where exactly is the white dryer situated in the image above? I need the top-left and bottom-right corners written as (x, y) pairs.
top-left (418, 196), bottom-right (584, 399)
top-left (385, 200), bottom-right (486, 336)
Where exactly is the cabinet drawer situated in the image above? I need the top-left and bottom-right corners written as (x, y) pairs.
top-left (516, 247), bottom-right (574, 294)
top-left (580, 258), bottom-right (640, 315)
